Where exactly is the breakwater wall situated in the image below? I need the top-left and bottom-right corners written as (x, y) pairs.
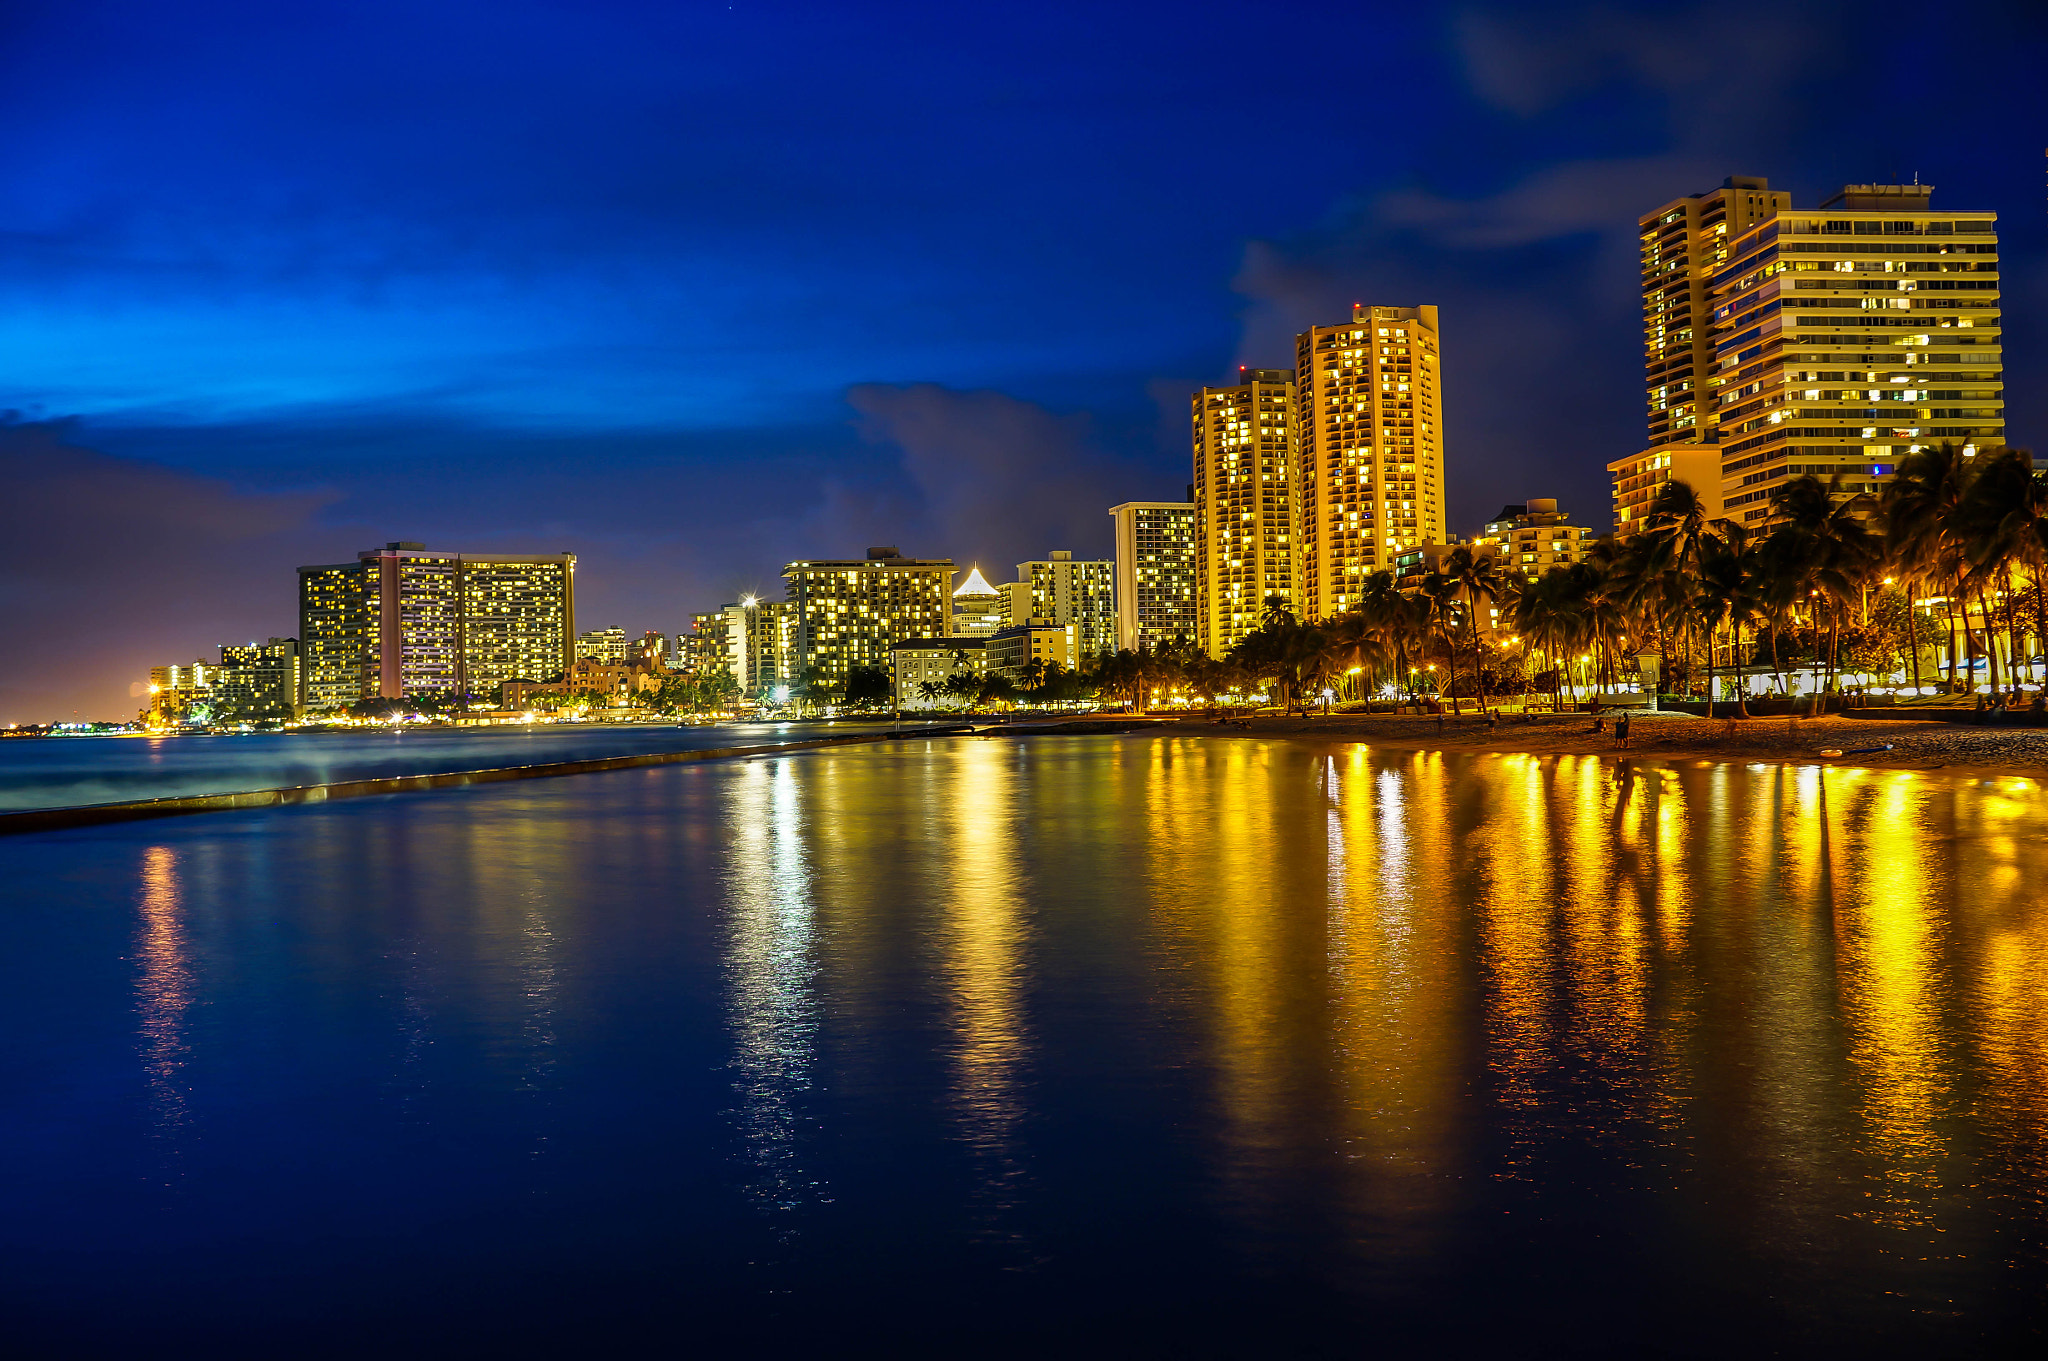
top-left (0, 727), bottom-right (973, 838)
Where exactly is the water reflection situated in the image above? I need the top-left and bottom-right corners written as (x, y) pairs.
top-left (22, 736), bottom-right (2048, 1350)
top-left (938, 742), bottom-right (1030, 1229)
top-left (723, 757), bottom-right (822, 1227)
top-left (135, 844), bottom-right (192, 1159)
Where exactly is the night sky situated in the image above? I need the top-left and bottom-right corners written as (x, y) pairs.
top-left (5, 0), bottom-right (2046, 721)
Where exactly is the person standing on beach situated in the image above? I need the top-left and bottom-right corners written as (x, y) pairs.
top-left (1615, 711), bottom-right (1631, 749)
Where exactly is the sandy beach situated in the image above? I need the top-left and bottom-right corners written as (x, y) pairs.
top-left (1185, 709), bottom-right (2048, 780)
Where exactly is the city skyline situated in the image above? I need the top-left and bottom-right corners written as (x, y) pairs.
top-left (6, 0), bottom-right (2048, 723)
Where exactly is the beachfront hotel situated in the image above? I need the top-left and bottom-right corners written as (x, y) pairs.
top-left (1003, 550), bottom-right (1115, 658)
top-left (1640, 177), bottom-right (1792, 451)
top-left (1293, 304), bottom-right (1447, 621)
top-left (1192, 368), bottom-right (1296, 657)
top-left (1107, 500), bottom-right (1197, 653)
top-left (1709, 185), bottom-right (2001, 524)
top-left (297, 542), bottom-right (577, 710)
top-left (1472, 500), bottom-right (1596, 580)
top-left (722, 596), bottom-right (794, 695)
top-left (781, 547), bottom-right (953, 683)
top-left (950, 566), bottom-right (1006, 637)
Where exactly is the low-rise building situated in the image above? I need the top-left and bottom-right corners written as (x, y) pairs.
top-left (891, 638), bottom-right (987, 708)
top-left (1473, 500), bottom-right (1596, 579)
top-left (1609, 445), bottom-right (1724, 535)
top-left (986, 624), bottom-right (1077, 685)
top-left (575, 627), bottom-right (628, 664)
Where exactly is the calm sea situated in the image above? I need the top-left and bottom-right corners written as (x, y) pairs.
top-left (2, 735), bottom-right (2043, 1356)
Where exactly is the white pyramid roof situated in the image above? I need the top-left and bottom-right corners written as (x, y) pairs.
top-left (953, 565), bottom-right (999, 598)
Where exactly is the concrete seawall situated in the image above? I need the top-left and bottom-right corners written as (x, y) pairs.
top-left (0, 728), bottom-right (973, 838)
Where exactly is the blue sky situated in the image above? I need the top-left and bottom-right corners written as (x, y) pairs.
top-left (5, 0), bottom-right (2047, 719)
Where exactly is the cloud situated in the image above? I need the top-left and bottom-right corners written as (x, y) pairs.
top-left (0, 419), bottom-right (336, 722)
top-left (847, 383), bottom-right (1151, 572)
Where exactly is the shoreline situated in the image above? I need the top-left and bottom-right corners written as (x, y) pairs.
top-left (1169, 711), bottom-right (2048, 782)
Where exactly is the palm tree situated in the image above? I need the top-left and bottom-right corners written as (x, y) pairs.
top-left (1639, 478), bottom-right (1716, 693)
top-left (1882, 443), bottom-right (1978, 692)
top-left (1768, 474), bottom-right (1878, 702)
top-left (1443, 545), bottom-right (1504, 716)
top-left (1957, 447), bottom-right (2045, 692)
top-left (1511, 565), bottom-right (1587, 711)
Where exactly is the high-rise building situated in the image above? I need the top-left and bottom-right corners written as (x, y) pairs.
top-left (1192, 368), bottom-right (1296, 657)
top-left (1293, 305), bottom-right (1446, 621)
top-left (781, 547), bottom-right (953, 683)
top-left (1608, 445), bottom-right (1725, 534)
top-left (722, 597), bottom-right (794, 695)
top-left (678, 612), bottom-right (729, 673)
top-left (146, 661), bottom-right (216, 722)
top-left (214, 638), bottom-right (301, 719)
top-left (1473, 501), bottom-right (1595, 580)
top-left (951, 567), bottom-right (1006, 637)
top-left (1640, 177), bottom-right (1791, 450)
top-left (1005, 550), bottom-right (1114, 658)
top-left (296, 542), bottom-right (575, 710)
top-left (1710, 184), bottom-right (2001, 524)
top-left (1107, 501), bottom-right (1196, 653)
top-left (575, 626), bottom-right (628, 663)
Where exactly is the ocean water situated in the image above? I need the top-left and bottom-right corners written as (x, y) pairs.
top-left (0, 721), bottom-right (952, 812)
top-left (2, 735), bottom-right (2043, 1356)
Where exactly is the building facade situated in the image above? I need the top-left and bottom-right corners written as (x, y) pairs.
top-left (146, 661), bottom-right (217, 722)
top-left (1640, 176), bottom-right (1791, 451)
top-left (722, 598), bottom-right (794, 695)
top-left (296, 542), bottom-right (576, 710)
top-left (1006, 550), bottom-right (1114, 657)
top-left (575, 627), bottom-right (628, 663)
top-left (678, 613), bottom-right (729, 674)
top-left (214, 638), bottom-right (301, 719)
top-left (1107, 500), bottom-right (1197, 653)
top-left (951, 567), bottom-right (1006, 637)
top-left (1474, 501), bottom-right (1595, 579)
top-left (1608, 444), bottom-right (1726, 534)
top-left (1709, 185), bottom-right (2001, 524)
top-left (781, 547), bottom-right (953, 683)
top-left (986, 624), bottom-right (1077, 684)
top-left (891, 637), bottom-right (986, 708)
top-left (1192, 368), bottom-right (1295, 657)
top-left (1294, 305), bottom-right (1446, 621)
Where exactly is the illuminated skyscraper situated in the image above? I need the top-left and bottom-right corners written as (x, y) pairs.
top-left (1293, 305), bottom-right (1445, 620)
top-left (722, 597), bottom-right (794, 695)
top-left (1192, 368), bottom-right (1295, 657)
top-left (1107, 500), bottom-right (1196, 652)
top-left (1640, 177), bottom-right (1790, 450)
top-left (296, 542), bottom-right (576, 709)
top-left (781, 547), bottom-right (953, 682)
top-left (1709, 185), bottom-right (2001, 525)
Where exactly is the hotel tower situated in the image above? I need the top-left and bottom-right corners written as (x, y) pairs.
top-left (1191, 368), bottom-right (1295, 657)
top-left (1710, 184), bottom-right (2001, 525)
top-left (297, 542), bottom-right (576, 710)
top-left (1293, 304), bottom-right (1445, 619)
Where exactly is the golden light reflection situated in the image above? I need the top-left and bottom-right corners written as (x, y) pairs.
top-left (136, 844), bottom-right (192, 1153)
top-left (723, 758), bottom-right (821, 1223)
top-left (940, 740), bottom-right (1029, 1221)
top-left (1836, 772), bottom-right (1948, 1234)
